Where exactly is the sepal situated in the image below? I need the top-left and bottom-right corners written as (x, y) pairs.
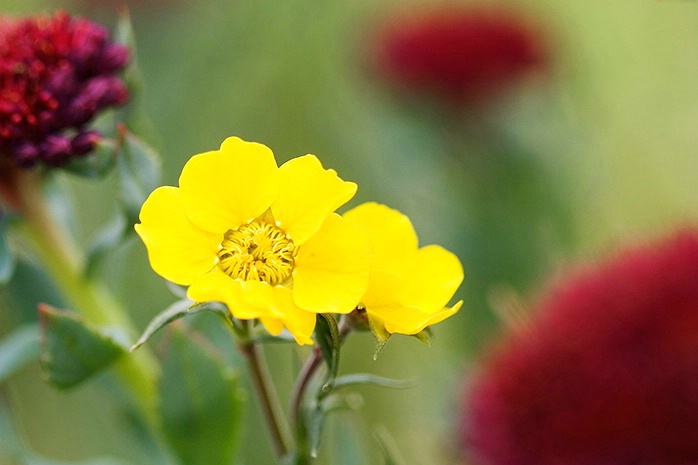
top-left (314, 314), bottom-right (340, 390)
top-left (367, 314), bottom-right (391, 360)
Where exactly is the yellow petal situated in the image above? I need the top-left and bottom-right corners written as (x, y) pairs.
top-left (135, 186), bottom-right (220, 285)
top-left (400, 245), bottom-right (463, 313)
top-left (380, 301), bottom-right (463, 335)
top-left (187, 270), bottom-right (263, 319)
top-left (361, 269), bottom-right (402, 310)
top-left (343, 202), bottom-right (418, 275)
top-left (179, 137), bottom-right (279, 234)
top-left (293, 213), bottom-right (372, 314)
top-left (238, 282), bottom-right (315, 345)
top-left (368, 304), bottom-right (419, 335)
top-left (271, 155), bottom-right (356, 245)
top-left (260, 316), bottom-right (284, 336)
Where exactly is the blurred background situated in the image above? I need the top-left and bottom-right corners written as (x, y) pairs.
top-left (1, 0), bottom-right (698, 464)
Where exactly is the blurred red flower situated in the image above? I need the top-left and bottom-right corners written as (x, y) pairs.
top-left (371, 7), bottom-right (547, 105)
top-left (462, 229), bottom-right (698, 465)
top-left (0, 12), bottom-right (129, 167)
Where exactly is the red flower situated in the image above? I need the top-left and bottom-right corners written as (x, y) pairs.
top-left (462, 229), bottom-right (698, 465)
top-left (0, 12), bottom-right (129, 167)
top-left (371, 7), bottom-right (547, 105)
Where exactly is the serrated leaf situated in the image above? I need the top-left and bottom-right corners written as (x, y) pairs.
top-left (39, 304), bottom-right (126, 389)
top-left (159, 328), bottom-right (243, 465)
top-left (116, 128), bottom-right (162, 225)
top-left (0, 212), bottom-right (16, 283)
top-left (0, 324), bottom-right (40, 382)
top-left (62, 139), bottom-right (117, 179)
top-left (314, 314), bottom-right (340, 390)
top-left (130, 300), bottom-right (228, 352)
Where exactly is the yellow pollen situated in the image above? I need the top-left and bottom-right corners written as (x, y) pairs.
top-left (217, 220), bottom-right (295, 285)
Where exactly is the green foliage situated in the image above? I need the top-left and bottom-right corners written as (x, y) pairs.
top-left (158, 328), bottom-right (243, 465)
top-left (314, 314), bottom-right (340, 390)
top-left (130, 299), bottom-right (228, 352)
top-left (0, 213), bottom-right (16, 283)
top-left (329, 374), bottom-right (414, 393)
top-left (373, 426), bottom-right (406, 465)
top-left (62, 140), bottom-right (118, 180)
top-left (0, 324), bottom-right (40, 382)
top-left (116, 130), bottom-right (162, 226)
top-left (39, 305), bottom-right (126, 389)
top-left (84, 211), bottom-right (129, 278)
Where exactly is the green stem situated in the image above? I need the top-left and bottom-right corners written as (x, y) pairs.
top-left (238, 337), bottom-right (292, 459)
top-left (15, 171), bottom-right (160, 427)
top-left (289, 316), bottom-right (353, 464)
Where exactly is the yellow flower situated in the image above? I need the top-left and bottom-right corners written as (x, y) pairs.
top-left (343, 202), bottom-right (463, 337)
top-left (135, 137), bottom-right (372, 345)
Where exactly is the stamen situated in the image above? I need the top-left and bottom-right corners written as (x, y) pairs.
top-left (217, 220), bottom-right (295, 285)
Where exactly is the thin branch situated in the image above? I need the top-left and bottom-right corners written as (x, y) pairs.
top-left (238, 340), bottom-right (293, 459)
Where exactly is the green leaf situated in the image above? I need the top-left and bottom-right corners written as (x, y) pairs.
top-left (84, 211), bottom-right (129, 278)
top-left (0, 212), bottom-right (16, 283)
top-left (0, 324), bottom-right (40, 382)
top-left (62, 139), bottom-right (117, 179)
top-left (39, 304), bottom-right (126, 389)
top-left (0, 399), bottom-right (26, 461)
top-left (130, 300), bottom-right (228, 352)
top-left (114, 8), bottom-right (143, 104)
top-left (330, 374), bottom-right (415, 393)
top-left (25, 456), bottom-right (137, 465)
top-left (373, 425), bottom-right (407, 465)
top-left (306, 393), bottom-right (364, 459)
top-left (159, 328), bottom-right (243, 465)
top-left (116, 129), bottom-right (162, 225)
top-left (314, 314), bottom-right (340, 390)
top-left (306, 403), bottom-right (324, 459)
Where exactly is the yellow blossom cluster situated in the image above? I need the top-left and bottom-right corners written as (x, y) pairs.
top-left (136, 137), bottom-right (462, 344)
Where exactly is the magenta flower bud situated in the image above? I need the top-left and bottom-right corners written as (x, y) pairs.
top-left (97, 43), bottom-right (130, 74)
top-left (41, 134), bottom-right (72, 166)
top-left (71, 130), bottom-right (100, 156)
top-left (0, 11), bottom-right (130, 168)
top-left (14, 142), bottom-right (40, 167)
top-left (68, 76), bottom-right (127, 126)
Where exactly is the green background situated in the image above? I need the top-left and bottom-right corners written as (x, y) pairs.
top-left (1, 0), bottom-right (698, 464)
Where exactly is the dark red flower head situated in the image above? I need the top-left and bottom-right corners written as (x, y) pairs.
top-left (371, 7), bottom-right (547, 105)
top-left (0, 12), bottom-right (129, 168)
top-left (462, 228), bottom-right (698, 465)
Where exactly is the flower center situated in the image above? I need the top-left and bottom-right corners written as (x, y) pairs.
top-left (217, 220), bottom-right (295, 285)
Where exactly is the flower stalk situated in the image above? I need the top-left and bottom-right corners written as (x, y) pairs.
top-left (13, 170), bottom-right (160, 427)
top-left (237, 333), bottom-right (293, 459)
